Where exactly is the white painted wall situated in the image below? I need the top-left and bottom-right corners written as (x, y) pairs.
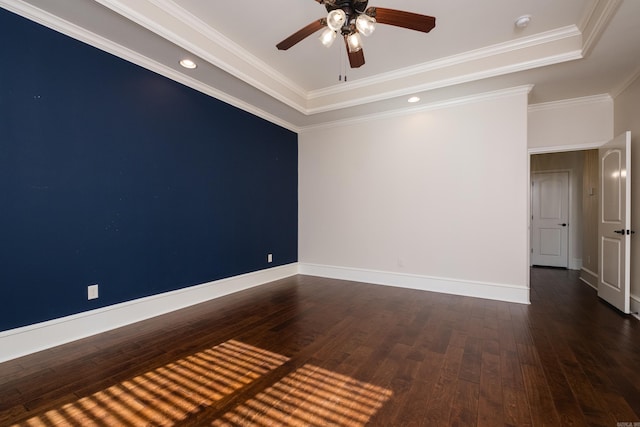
top-left (528, 95), bottom-right (613, 150)
top-left (299, 88), bottom-right (530, 304)
top-left (614, 74), bottom-right (640, 314)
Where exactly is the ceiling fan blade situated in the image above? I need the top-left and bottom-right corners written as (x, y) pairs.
top-left (276, 19), bottom-right (327, 50)
top-left (367, 7), bottom-right (436, 33)
top-left (345, 43), bottom-right (365, 68)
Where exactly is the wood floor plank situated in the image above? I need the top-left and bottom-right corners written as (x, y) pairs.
top-left (530, 328), bottom-right (585, 426)
top-left (477, 339), bottom-right (503, 427)
top-left (502, 386), bottom-right (532, 427)
top-left (423, 344), bottom-right (465, 426)
top-left (449, 379), bottom-right (480, 426)
top-left (390, 349), bottom-right (443, 425)
top-left (521, 363), bottom-right (563, 426)
top-left (458, 336), bottom-right (482, 384)
top-left (499, 349), bottom-right (525, 391)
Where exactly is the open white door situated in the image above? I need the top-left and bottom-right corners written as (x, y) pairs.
top-left (598, 131), bottom-right (632, 313)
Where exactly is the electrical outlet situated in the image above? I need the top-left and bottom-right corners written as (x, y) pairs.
top-left (267, 253), bottom-right (273, 263)
top-left (88, 284), bottom-right (99, 300)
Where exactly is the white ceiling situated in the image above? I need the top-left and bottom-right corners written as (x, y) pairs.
top-left (3, 0), bottom-right (640, 131)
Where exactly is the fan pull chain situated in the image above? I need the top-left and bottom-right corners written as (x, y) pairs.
top-left (338, 40), bottom-right (343, 81)
top-left (337, 39), bottom-right (348, 82)
top-left (343, 44), bottom-right (348, 82)
top-left (344, 54), bottom-right (348, 82)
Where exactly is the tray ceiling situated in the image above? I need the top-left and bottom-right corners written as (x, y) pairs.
top-left (2, 0), bottom-right (639, 130)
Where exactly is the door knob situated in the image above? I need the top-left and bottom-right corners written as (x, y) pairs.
top-left (558, 223), bottom-right (567, 227)
top-left (614, 229), bottom-right (625, 234)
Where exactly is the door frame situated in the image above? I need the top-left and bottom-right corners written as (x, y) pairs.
top-left (530, 169), bottom-right (571, 268)
top-left (527, 142), bottom-right (603, 298)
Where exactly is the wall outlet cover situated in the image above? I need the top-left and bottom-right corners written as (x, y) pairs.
top-left (88, 284), bottom-right (99, 300)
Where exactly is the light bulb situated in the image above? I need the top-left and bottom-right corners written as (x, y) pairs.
top-left (327, 9), bottom-right (346, 31)
top-left (346, 32), bottom-right (363, 53)
top-left (356, 14), bottom-right (376, 37)
top-left (319, 28), bottom-right (337, 48)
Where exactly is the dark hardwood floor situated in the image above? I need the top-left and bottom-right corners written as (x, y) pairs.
top-left (1, 268), bottom-right (639, 426)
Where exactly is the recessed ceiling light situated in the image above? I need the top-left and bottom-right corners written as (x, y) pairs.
top-left (408, 96), bottom-right (420, 103)
top-left (179, 59), bottom-right (197, 69)
top-left (515, 15), bottom-right (532, 28)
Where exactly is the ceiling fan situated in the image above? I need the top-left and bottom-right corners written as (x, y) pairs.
top-left (276, 0), bottom-right (436, 68)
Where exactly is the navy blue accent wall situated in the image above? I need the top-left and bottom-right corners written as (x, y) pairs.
top-left (0, 9), bottom-right (298, 331)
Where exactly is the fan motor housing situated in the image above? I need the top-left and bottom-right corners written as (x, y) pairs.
top-left (325, 0), bottom-right (368, 34)
top-left (325, 0), bottom-right (368, 16)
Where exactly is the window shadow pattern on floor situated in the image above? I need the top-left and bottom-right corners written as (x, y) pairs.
top-left (14, 339), bottom-right (392, 426)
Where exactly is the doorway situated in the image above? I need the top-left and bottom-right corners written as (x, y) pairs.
top-left (529, 150), bottom-right (599, 281)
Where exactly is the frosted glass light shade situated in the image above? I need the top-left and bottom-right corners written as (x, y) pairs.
top-left (327, 9), bottom-right (347, 31)
top-left (346, 32), bottom-right (363, 52)
top-left (319, 28), bottom-right (337, 48)
top-left (356, 14), bottom-right (376, 36)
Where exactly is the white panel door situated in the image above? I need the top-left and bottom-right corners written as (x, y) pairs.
top-left (531, 172), bottom-right (569, 268)
top-left (598, 132), bottom-right (632, 313)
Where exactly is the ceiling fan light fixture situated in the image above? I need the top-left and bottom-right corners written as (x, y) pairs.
top-left (319, 28), bottom-right (337, 48)
top-left (346, 32), bottom-right (363, 53)
top-left (275, 4), bottom-right (437, 69)
top-left (327, 9), bottom-right (347, 31)
top-left (356, 14), bottom-right (376, 36)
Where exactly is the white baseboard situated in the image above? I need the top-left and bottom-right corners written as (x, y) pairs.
top-left (0, 262), bottom-right (535, 362)
top-left (579, 267), bottom-right (598, 290)
top-left (631, 294), bottom-right (640, 320)
top-left (0, 264), bottom-right (298, 363)
top-left (299, 263), bottom-right (530, 305)
top-left (569, 258), bottom-right (583, 271)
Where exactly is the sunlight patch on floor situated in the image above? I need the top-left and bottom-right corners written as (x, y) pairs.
top-left (15, 340), bottom-right (289, 426)
top-left (213, 364), bottom-right (393, 426)
top-left (13, 341), bottom-right (392, 426)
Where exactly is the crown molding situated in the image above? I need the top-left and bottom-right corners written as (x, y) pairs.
top-left (0, 0), bottom-right (300, 132)
top-left (528, 93), bottom-right (612, 112)
top-left (147, 0), bottom-right (307, 100)
top-left (93, 0), bottom-right (309, 115)
top-left (579, 0), bottom-right (622, 57)
top-left (301, 85), bottom-right (534, 132)
top-left (611, 66), bottom-right (640, 99)
top-left (138, 0), bottom-right (566, 114)
top-left (3, 0), bottom-right (621, 127)
top-left (305, 50), bottom-right (581, 115)
top-left (71, 0), bottom-right (593, 116)
top-left (309, 25), bottom-right (581, 100)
